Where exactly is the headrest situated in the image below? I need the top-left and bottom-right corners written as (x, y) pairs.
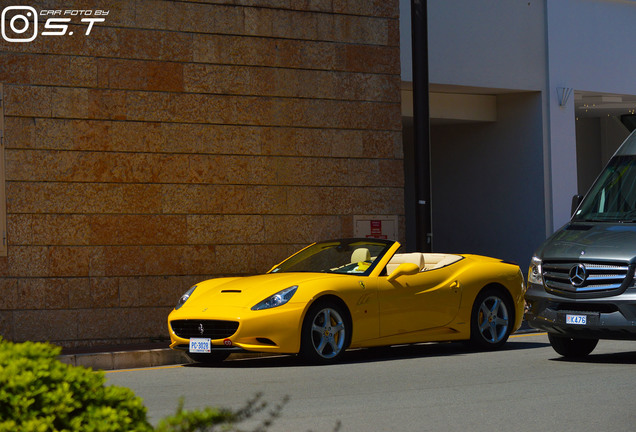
top-left (351, 248), bottom-right (371, 263)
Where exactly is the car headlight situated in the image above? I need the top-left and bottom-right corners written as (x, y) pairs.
top-left (528, 256), bottom-right (543, 285)
top-left (175, 285), bottom-right (196, 310)
top-left (251, 286), bottom-right (298, 311)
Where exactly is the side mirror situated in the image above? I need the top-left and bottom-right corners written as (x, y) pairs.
top-left (571, 194), bottom-right (583, 216)
top-left (387, 262), bottom-right (420, 282)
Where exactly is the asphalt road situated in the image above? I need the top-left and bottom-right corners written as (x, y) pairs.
top-left (106, 333), bottom-right (636, 432)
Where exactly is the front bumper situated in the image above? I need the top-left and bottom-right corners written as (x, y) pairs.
top-left (525, 283), bottom-right (636, 340)
top-left (167, 302), bottom-right (307, 354)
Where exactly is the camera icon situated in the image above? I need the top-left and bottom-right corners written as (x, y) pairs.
top-left (1, 6), bottom-right (38, 42)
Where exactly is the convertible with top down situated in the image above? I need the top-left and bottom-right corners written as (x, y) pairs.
top-left (168, 238), bottom-right (526, 364)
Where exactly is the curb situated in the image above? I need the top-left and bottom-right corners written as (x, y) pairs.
top-left (58, 349), bottom-right (273, 371)
top-left (58, 348), bottom-right (192, 371)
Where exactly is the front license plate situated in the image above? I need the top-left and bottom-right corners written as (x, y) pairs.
top-left (565, 314), bottom-right (587, 325)
top-left (189, 338), bottom-right (211, 353)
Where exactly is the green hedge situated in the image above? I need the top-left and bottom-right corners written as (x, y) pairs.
top-left (0, 338), bottom-right (290, 432)
top-left (0, 338), bottom-right (152, 432)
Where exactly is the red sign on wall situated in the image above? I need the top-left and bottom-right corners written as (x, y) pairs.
top-left (353, 216), bottom-right (397, 240)
top-left (369, 220), bottom-right (386, 239)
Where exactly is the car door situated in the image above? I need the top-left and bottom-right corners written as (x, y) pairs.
top-left (377, 265), bottom-right (463, 337)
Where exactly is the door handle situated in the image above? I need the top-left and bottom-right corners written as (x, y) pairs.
top-left (450, 280), bottom-right (461, 292)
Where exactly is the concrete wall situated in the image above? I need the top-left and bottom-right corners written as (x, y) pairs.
top-left (0, 0), bottom-right (403, 347)
top-left (413, 0), bottom-right (546, 91)
top-left (402, 0), bottom-right (636, 256)
top-left (546, 0), bottom-right (636, 231)
top-left (431, 92), bottom-right (545, 268)
top-left (400, 0), bottom-right (548, 264)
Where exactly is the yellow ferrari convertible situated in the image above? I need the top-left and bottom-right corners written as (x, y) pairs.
top-left (168, 238), bottom-right (525, 364)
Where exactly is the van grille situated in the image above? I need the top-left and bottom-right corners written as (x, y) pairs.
top-left (542, 261), bottom-right (632, 297)
top-left (170, 320), bottom-right (239, 340)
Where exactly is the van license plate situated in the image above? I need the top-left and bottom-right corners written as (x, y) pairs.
top-left (189, 338), bottom-right (211, 353)
top-left (565, 314), bottom-right (587, 325)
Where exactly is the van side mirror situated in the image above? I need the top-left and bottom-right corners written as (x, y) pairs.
top-left (387, 262), bottom-right (420, 282)
top-left (571, 194), bottom-right (583, 216)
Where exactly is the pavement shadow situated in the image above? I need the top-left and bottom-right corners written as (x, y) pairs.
top-left (340, 339), bottom-right (550, 365)
top-left (183, 338), bottom-right (550, 369)
top-left (549, 349), bottom-right (636, 365)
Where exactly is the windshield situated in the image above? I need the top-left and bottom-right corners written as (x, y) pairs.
top-left (269, 239), bottom-right (395, 276)
top-left (573, 155), bottom-right (636, 222)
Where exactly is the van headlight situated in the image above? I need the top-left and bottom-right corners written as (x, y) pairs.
top-left (528, 256), bottom-right (543, 285)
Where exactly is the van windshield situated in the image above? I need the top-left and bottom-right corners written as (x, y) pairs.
top-left (573, 155), bottom-right (636, 223)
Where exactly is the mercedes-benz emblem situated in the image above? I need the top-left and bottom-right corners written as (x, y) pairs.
top-left (198, 323), bottom-right (205, 335)
top-left (568, 264), bottom-right (588, 287)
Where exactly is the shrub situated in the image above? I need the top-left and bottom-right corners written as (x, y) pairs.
top-left (0, 338), bottom-right (152, 432)
top-left (155, 393), bottom-right (289, 432)
top-left (0, 338), bottom-right (330, 431)
top-left (0, 338), bottom-right (289, 432)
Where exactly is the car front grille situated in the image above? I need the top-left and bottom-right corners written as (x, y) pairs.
top-left (542, 260), bottom-right (632, 297)
top-left (170, 319), bottom-right (239, 339)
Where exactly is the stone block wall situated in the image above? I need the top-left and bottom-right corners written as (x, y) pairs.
top-left (0, 0), bottom-right (403, 347)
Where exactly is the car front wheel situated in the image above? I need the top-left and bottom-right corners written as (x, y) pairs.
top-left (548, 333), bottom-right (598, 358)
top-left (300, 301), bottom-right (349, 364)
top-left (469, 288), bottom-right (513, 349)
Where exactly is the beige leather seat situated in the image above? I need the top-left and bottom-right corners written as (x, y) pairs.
top-left (421, 254), bottom-right (462, 270)
top-left (385, 253), bottom-right (425, 274)
top-left (351, 248), bottom-right (371, 263)
top-left (385, 253), bottom-right (462, 274)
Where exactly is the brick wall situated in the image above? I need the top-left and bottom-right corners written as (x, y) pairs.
top-left (0, 0), bottom-right (403, 347)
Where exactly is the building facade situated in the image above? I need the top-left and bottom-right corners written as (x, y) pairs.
top-left (4, 0), bottom-right (635, 348)
top-left (401, 0), bottom-right (636, 270)
top-left (0, 1), bottom-right (403, 347)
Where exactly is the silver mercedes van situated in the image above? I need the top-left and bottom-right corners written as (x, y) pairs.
top-left (525, 130), bottom-right (636, 357)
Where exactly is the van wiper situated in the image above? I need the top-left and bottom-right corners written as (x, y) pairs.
top-left (617, 210), bottom-right (636, 223)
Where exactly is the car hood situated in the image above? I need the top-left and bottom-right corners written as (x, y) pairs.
top-left (538, 223), bottom-right (636, 263)
top-left (182, 272), bottom-right (338, 310)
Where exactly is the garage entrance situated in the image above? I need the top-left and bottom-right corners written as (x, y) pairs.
top-left (402, 85), bottom-right (545, 268)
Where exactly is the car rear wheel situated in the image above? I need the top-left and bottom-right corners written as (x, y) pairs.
top-left (548, 333), bottom-right (598, 358)
top-left (300, 301), bottom-right (349, 364)
top-left (469, 288), bottom-right (513, 350)
top-left (186, 351), bottom-right (230, 364)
